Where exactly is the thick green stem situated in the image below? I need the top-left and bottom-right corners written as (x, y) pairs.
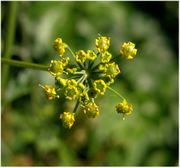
top-left (107, 86), bottom-right (126, 100)
top-left (2, 1), bottom-right (18, 88)
top-left (1, 58), bottom-right (48, 71)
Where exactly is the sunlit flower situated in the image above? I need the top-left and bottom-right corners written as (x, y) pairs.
top-left (87, 50), bottom-right (97, 61)
top-left (93, 79), bottom-right (107, 95)
top-left (83, 102), bottom-right (100, 118)
top-left (53, 37), bottom-right (67, 56)
top-left (120, 42), bottom-right (137, 59)
top-left (55, 77), bottom-right (67, 87)
top-left (96, 35), bottom-right (110, 53)
top-left (116, 100), bottom-right (133, 116)
top-left (60, 112), bottom-right (75, 129)
top-left (75, 50), bottom-right (87, 64)
top-left (64, 80), bottom-right (79, 100)
top-left (101, 51), bottom-right (112, 63)
top-left (48, 60), bottom-right (64, 76)
top-left (80, 92), bottom-right (90, 105)
top-left (99, 62), bottom-right (120, 78)
top-left (40, 84), bottom-right (59, 100)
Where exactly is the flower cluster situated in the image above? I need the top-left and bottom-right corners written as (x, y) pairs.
top-left (116, 100), bottom-right (133, 118)
top-left (40, 35), bottom-right (137, 128)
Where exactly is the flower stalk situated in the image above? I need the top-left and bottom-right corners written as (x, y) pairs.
top-left (1, 58), bottom-right (48, 71)
top-left (2, 1), bottom-right (18, 89)
top-left (107, 86), bottom-right (126, 100)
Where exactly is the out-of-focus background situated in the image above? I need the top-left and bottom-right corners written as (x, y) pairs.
top-left (1, 1), bottom-right (178, 166)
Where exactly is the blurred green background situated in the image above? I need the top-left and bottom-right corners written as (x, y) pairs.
top-left (1, 1), bottom-right (178, 166)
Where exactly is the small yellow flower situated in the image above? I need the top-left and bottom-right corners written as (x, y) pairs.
top-left (83, 102), bottom-right (99, 118)
top-left (86, 50), bottom-right (97, 61)
top-left (103, 62), bottom-right (120, 78)
top-left (106, 62), bottom-right (120, 78)
top-left (80, 92), bottom-right (90, 105)
top-left (55, 77), bottom-right (67, 87)
top-left (116, 100), bottom-right (133, 116)
top-left (48, 60), bottom-right (64, 76)
top-left (93, 79), bottom-right (107, 95)
top-left (40, 84), bottom-right (59, 100)
top-left (104, 76), bottom-right (114, 86)
top-left (78, 83), bottom-right (85, 91)
top-left (67, 79), bottom-right (78, 86)
top-left (98, 64), bottom-right (106, 71)
top-left (66, 67), bottom-right (77, 74)
top-left (61, 57), bottom-right (69, 66)
top-left (64, 86), bottom-right (79, 100)
top-left (101, 51), bottom-right (112, 63)
top-left (99, 62), bottom-right (120, 79)
top-left (53, 38), bottom-right (67, 56)
top-left (60, 112), bottom-right (75, 129)
top-left (96, 35), bottom-right (110, 53)
top-left (75, 50), bottom-right (87, 64)
top-left (120, 42), bottom-right (137, 59)
top-left (64, 79), bottom-right (79, 100)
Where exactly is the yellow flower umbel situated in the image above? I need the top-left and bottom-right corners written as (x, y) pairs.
top-left (40, 35), bottom-right (138, 128)
top-left (116, 100), bottom-right (133, 117)
top-left (40, 84), bottom-right (59, 100)
top-left (93, 79), bottom-right (107, 95)
top-left (83, 102), bottom-right (100, 118)
top-left (60, 112), bottom-right (75, 129)
top-left (120, 42), bottom-right (137, 59)
top-left (96, 35), bottom-right (110, 53)
top-left (53, 38), bottom-right (67, 56)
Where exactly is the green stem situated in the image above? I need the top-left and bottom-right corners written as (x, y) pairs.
top-left (67, 46), bottom-right (76, 58)
top-left (1, 58), bottom-right (48, 71)
top-left (74, 70), bottom-right (86, 75)
top-left (91, 63), bottom-right (101, 71)
top-left (107, 86), bottom-right (126, 100)
top-left (67, 46), bottom-right (84, 69)
top-left (2, 1), bottom-right (18, 88)
top-left (73, 99), bottom-right (80, 113)
top-left (77, 73), bottom-right (88, 83)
